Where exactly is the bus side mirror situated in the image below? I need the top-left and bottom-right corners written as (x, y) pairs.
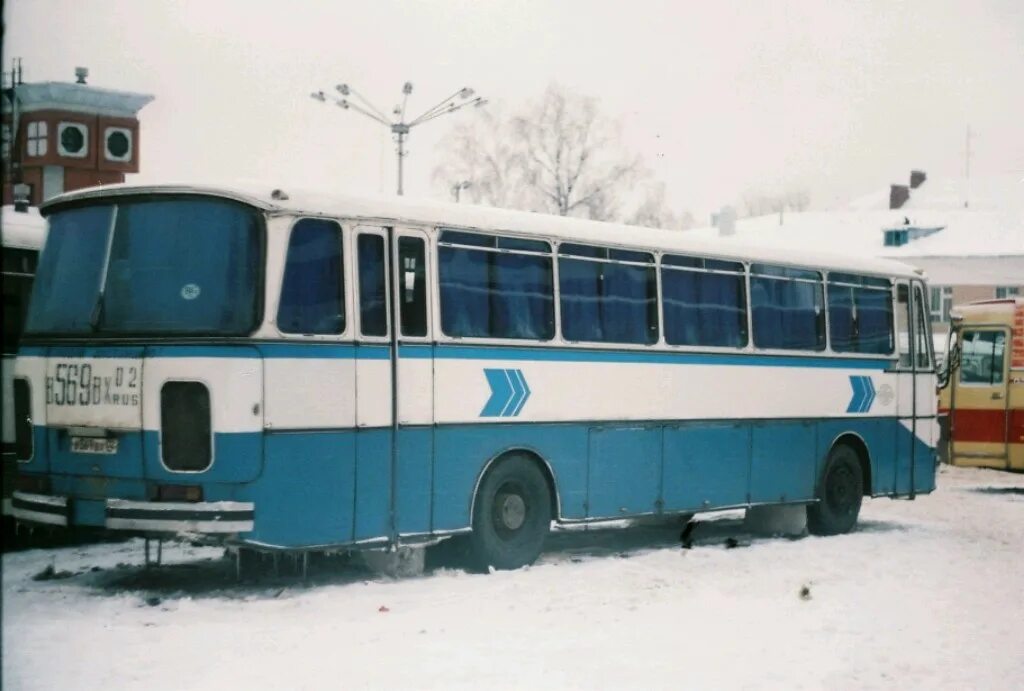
top-left (937, 331), bottom-right (961, 390)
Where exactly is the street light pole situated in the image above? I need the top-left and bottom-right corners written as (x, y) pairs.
top-left (311, 82), bottom-right (486, 196)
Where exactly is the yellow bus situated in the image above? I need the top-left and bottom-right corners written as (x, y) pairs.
top-left (939, 298), bottom-right (1024, 471)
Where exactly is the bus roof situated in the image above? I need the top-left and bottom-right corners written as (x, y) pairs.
top-left (41, 182), bottom-right (924, 280)
top-left (1, 205), bottom-right (47, 250)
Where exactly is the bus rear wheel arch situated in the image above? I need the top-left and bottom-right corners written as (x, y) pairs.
top-left (807, 442), bottom-right (865, 536)
top-left (469, 451), bottom-right (553, 571)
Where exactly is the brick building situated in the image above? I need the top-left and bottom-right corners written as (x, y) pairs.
top-left (2, 68), bottom-right (153, 206)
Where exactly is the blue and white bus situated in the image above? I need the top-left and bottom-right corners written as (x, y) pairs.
top-left (3, 203), bottom-right (47, 519)
top-left (11, 184), bottom-right (937, 569)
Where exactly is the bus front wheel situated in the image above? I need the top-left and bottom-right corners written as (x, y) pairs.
top-left (807, 444), bottom-right (864, 536)
top-left (470, 454), bottom-right (552, 571)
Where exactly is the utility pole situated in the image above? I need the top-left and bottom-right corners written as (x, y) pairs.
top-left (451, 180), bottom-right (471, 202)
top-left (311, 82), bottom-right (486, 196)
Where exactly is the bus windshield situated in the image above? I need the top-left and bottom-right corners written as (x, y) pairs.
top-left (27, 197), bottom-right (262, 336)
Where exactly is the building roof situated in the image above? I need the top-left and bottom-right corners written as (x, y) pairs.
top-left (1, 205), bottom-right (47, 250)
top-left (40, 181), bottom-right (923, 279)
top-left (688, 174), bottom-right (1024, 284)
top-left (3, 82), bottom-right (154, 118)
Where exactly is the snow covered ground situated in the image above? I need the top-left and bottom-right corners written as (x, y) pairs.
top-left (4, 465), bottom-right (1022, 690)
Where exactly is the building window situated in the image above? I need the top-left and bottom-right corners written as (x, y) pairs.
top-left (995, 286), bottom-right (1020, 299)
top-left (26, 121), bottom-right (48, 156)
top-left (929, 286), bottom-right (952, 323)
top-left (57, 122), bottom-right (89, 158)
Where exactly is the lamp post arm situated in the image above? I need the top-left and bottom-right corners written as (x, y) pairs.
top-left (346, 86), bottom-right (391, 123)
top-left (411, 97), bottom-right (486, 127)
top-left (408, 88), bottom-right (468, 126)
top-left (337, 99), bottom-right (392, 127)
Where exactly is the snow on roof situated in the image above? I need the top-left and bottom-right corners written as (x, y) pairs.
top-left (41, 181), bottom-right (922, 279)
top-left (690, 174), bottom-right (1024, 269)
top-left (3, 81), bottom-right (154, 117)
top-left (1, 205), bottom-right (47, 250)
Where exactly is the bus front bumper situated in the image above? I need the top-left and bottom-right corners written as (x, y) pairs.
top-left (12, 491), bottom-right (254, 534)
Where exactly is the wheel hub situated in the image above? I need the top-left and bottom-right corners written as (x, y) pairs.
top-left (495, 492), bottom-right (526, 531)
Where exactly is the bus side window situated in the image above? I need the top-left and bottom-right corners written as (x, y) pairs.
top-left (278, 219), bottom-right (345, 335)
top-left (398, 236), bottom-right (427, 337)
top-left (959, 330), bottom-right (1006, 384)
top-left (357, 234), bottom-right (388, 337)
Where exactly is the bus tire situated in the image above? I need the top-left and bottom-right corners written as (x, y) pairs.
top-left (470, 454), bottom-right (552, 571)
top-left (807, 444), bottom-right (864, 536)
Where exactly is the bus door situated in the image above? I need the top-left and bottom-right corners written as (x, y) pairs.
top-left (390, 228), bottom-right (434, 537)
top-left (353, 227), bottom-right (394, 541)
top-left (894, 281), bottom-right (934, 495)
top-left (951, 326), bottom-right (1010, 468)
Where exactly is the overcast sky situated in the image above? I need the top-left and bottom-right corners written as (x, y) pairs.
top-left (4, 0), bottom-right (1022, 218)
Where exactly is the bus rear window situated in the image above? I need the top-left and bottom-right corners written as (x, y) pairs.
top-left (27, 197), bottom-right (262, 336)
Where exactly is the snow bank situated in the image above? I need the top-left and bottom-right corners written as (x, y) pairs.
top-left (4, 465), bottom-right (1023, 690)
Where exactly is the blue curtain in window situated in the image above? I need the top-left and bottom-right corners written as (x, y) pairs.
top-left (559, 258), bottom-right (603, 342)
top-left (602, 263), bottom-right (656, 344)
top-left (663, 270), bottom-right (700, 345)
top-left (828, 285), bottom-right (856, 351)
top-left (664, 270), bottom-right (746, 347)
top-left (857, 288), bottom-right (893, 354)
top-left (752, 277), bottom-right (823, 350)
top-left (492, 253), bottom-right (553, 339)
top-left (277, 219), bottom-right (344, 334)
top-left (439, 246), bottom-right (490, 337)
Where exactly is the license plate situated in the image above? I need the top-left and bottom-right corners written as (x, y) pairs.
top-left (71, 437), bottom-right (119, 455)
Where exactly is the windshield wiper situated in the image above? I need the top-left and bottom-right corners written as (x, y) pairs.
top-left (89, 292), bottom-right (106, 331)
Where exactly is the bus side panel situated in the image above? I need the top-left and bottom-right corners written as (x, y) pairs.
top-left (587, 426), bottom-right (661, 518)
top-left (815, 418), bottom-right (897, 496)
top-left (749, 421), bottom-right (816, 504)
top-left (354, 428), bottom-right (390, 541)
top-left (396, 426), bottom-right (433, 534)
top-left (248, 431), bottom-right (355, 548)
top-left (432, 423), bottom-right (589, 531)
top-left (662, 422), bottom-right (750, 512)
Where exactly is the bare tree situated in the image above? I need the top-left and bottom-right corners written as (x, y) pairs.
top-left (431, 106), bottom-right (529, 209)
top-left (433, 84), bottom-right (649, 222)
top-left (626, 181), bottom-right (696, 230)
top-left (740, 188), bottom-right (812, 218)
top-left (511, 86), bottom-right (643, 220)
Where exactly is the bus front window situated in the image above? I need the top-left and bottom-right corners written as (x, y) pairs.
top-left (27, 197), bottom-right (263, 336)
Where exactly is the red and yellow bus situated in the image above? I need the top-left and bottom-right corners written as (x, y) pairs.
top-left (939, 298), bottom-right (1024, 471)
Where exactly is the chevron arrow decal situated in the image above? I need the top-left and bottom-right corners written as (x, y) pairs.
top-left (846, 375), bottom-right (877, 414)
top-left (480, 368), bottom-right (532, 418)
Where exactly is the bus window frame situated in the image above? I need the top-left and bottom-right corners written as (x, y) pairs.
top-left (890, 278), bottom-right (935, 373)
top-left (436, 227), bottom-right (557, 343)
top-left (394, 227), bottom-right (432, 343)
top-left (823, 271), bottom-right (896, 357)
top-left (354, 226), bottom-right (392, 343)
top-left (556, 240), bottom-right (660, 347)
top-left (272, 216), bottom-right (351, 341)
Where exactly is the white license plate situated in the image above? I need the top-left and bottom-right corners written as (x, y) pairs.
top-left (71, 437), bottom-right (119, 455)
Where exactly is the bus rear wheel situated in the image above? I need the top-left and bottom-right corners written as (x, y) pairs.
top-left (470, 454), bottom-right (551, 571)
top-left (807, 444), bottom-right (864, 536)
